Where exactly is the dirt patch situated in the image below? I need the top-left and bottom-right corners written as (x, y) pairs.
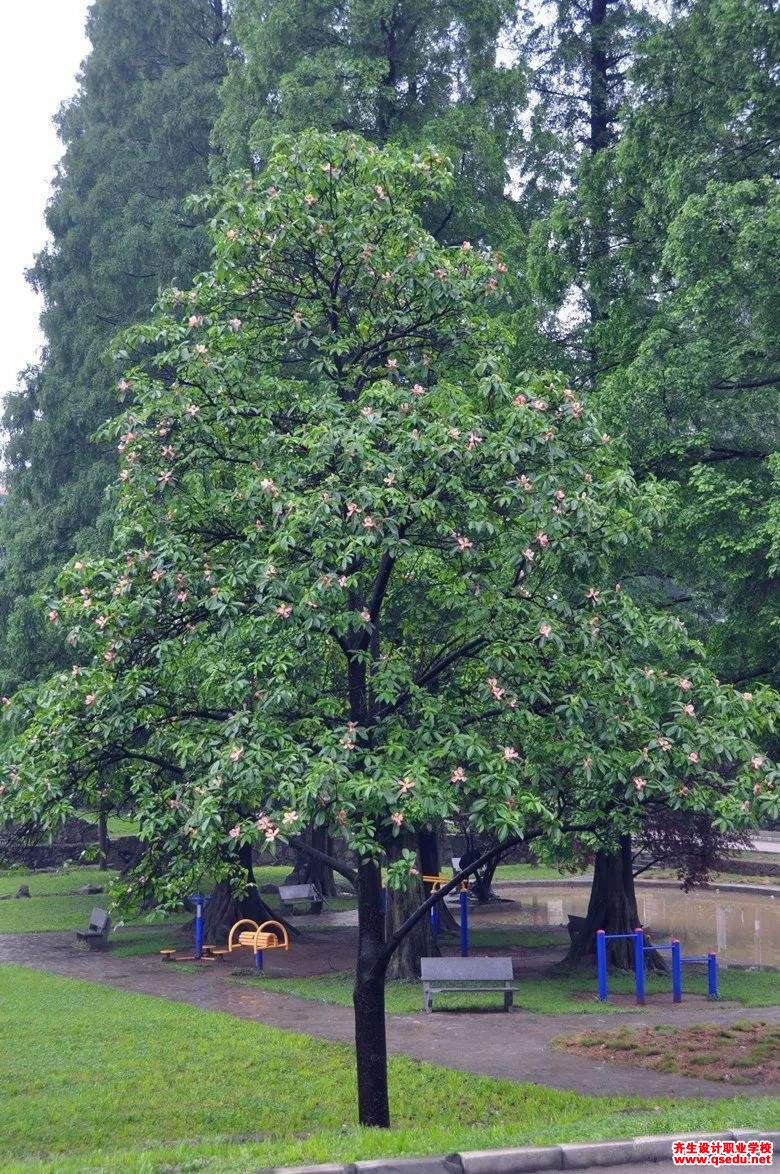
top-left (554, 1020), bottom-right (780, 1086)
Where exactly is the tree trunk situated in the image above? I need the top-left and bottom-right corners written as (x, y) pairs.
top-left (353, 857), bottom-right (390, 1128)
top-left (386, 834), bottom-right (437, 980)
top-left (97, 808), bottom-right (109, 872)
top-left (285, 825), bottom-right (340, 897)
top-left (418, 826), bottom-right (459, 932)
top-left (559, 834), bottom-right (665, 971)
top-left (203, 843), bottom-right (294, 943)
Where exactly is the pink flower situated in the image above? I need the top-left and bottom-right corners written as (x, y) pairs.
top-left (275, 603), bottom-right (293, 619)
top-left (151, 569), bottom-right (165, 582)
top-left (467, 432), bottom-right (483, 450)
top-left (750, 755), bottom-right (765, 770)
top-left (95, 615), bottom-right (108, 630)
top-left (228, 317), bottom-right (242, 331)
top-left (585, 588), bottom-right (600, 604)
top-left (85, 693), bottom-right (97, 707)
top-left (228, 825), bottom-right (241, 839)
top-left (260, 478), bottom-right (277, 495)
top-left (513, 394), bottom-right (527, 407)
top-left (360, 609), bottom-right (371, 622)
top-left (346, 502), bottom-right (361, 519)
top-left (517, 474), bottom-right (533, 492)
top-left (157, 470), bottom-right (173, 486)
top-left (741, 692), bottom-right (753, 701)
top-left (538, 623), bottom-right (552, 639)
top-left (461, 240), bottom-right (473, 251)
top-left (48, 609), bottom-right (59, 623)
top-left (632, 776), bottom-right (646, 791)
top-left (185, 403), bottom-right (200, 417)
top-left (571, 401), bottom-right (583, 418)
top-left (688, 751), bottom-right (699, 764)
top-left (161, 445), bottom-right (175, 460)
top-left (176, 590), bottom-right (188, 603)
top-left (740, 800), bottom-right (750, 813)
top-left (361, 405), bottom-right (375, 418)
top-left (104, 648), bottom-right (117, 663)
top-left (362, 515), bottom-right (376, 529)
top-left (554, 488), bottom-right (565, 501)
top-left (116, 379), bottom-right (131, 393)
top-left (503, 746), bottom-right (519, 761)
top-left (282, 811), bottom-right (298, 825)
top-left (682, 703), bottom-right (695, 717)
top-left (678, 678), bottom-right (693, 691)
top-left (487, 677), bottom-right (505, 700)
top-left (532, 399), bottom-right (547, 411)
top-left (536, 532), bottom-right (549, 547)
top-left (601, 433), bottom-right (611, 444)
top-left (229, 746), bottom-right (244, 762)
top-left (434, 267), bottom-right (447, 280)
top-left (386, 358), bottom-right (398, 370)
top-left (391, 811), bottom-right (405, 827)
top-left (304, 193), bottom-right (317, 206)
top-left (679, 786), bottom-right (689, 796)
top-left (453, 533), bottom-right (473, 552)
top-left (451, 766), bottom-right (466, 783)
top-left (187, 315), bottom-right (203, 328)
top-left (657, 737), bottom-right (672, 751)
top-left (398, 777), bottom-right (415, 794)
top-left (523, 547), bottom-right (535, 561)
top-left (411, 383), bottom-right (426, 397)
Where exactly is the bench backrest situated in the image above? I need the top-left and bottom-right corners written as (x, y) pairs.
top-left (88, 908), bottom-right (110, 933)
top-left (278, 884), bottom-right (318, 901)
top-left (420, 956), bottom-right (513, 981)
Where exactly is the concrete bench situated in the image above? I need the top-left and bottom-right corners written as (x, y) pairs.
top-left (75, 907), bottom-right (111, 950)
top-left (278, 882), bottom-right (324, 914)
top-left (421, 956), bottom-right (515, 1012)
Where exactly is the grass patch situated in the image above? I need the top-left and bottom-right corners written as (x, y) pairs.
top-left (441, 926), bottom-right (565, 949)
top-left (556, 1022), bottom-right (779, 1086)
top-left (494, 863), bottom-right (572, 881)
top-left (1, 964), bottom-right (776, 1171)
top-left (239, 964), bottom-right (779, 1017)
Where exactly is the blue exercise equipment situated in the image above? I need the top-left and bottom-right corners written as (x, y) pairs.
top-left (596, 927), bottom-right (719, 1004)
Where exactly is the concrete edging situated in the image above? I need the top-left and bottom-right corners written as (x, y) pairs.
top-left (271, 1130), bottom-right (780, 1174)
top-left (492, 878), bottom-right (779, 899)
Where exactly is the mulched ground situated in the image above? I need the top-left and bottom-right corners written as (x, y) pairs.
top-left (555, 1020), bottom-right (780, 1086)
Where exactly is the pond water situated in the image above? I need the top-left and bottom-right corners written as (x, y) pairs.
top-left (493, 882), bottom-right (779, 968)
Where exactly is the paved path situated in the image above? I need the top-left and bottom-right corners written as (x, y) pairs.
top-left (2, 930), bottom-right (778, 1101)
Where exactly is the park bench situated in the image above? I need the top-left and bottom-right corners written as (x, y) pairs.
top-left (277, 882), bottom-right (324, 915)
top-left (75, 907), bottom-right (111, 950)
top-left (421, 956), bottom-right (515, 1012)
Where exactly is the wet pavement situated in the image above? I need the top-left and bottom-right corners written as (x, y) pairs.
top-left (2, 929), bottom-right (778, 1101)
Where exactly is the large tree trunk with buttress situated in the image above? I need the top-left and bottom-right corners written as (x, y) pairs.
top-left (203, 843), bottom-right (295, 944)
top-left (386, 834), bottom-right (438, 980)
top-left (353, 858), bottom-right (390, 1128)
top-left (285, 825), bottom-right (340, 897)
top-left (559, 835), bottom-right (665, 971)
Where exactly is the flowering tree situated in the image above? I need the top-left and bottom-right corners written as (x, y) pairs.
top-left (2, 133), bottom-right (777, 1127)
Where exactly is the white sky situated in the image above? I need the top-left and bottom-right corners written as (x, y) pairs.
top-left (0, 1), bottom-right (90, 402)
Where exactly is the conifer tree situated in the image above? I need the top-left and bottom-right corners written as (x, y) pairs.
top-left (0, 0), bottom-right (227, 695)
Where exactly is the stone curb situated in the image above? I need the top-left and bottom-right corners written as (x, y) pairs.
top-left (269, 1130), bottom-right (780, 1173)
top-left (492, 878), bottom-right (779, 899)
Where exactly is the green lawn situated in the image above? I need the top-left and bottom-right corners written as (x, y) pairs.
top-left (242, 965), bottom-right (779, 1016)
top-left (0, 965), bottom-right (775, 1172)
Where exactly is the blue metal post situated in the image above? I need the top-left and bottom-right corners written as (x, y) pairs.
top-left (596, 930), bottom-right (608, 1001)
top-left (634, 928), bottom-right (646, 1005)
top-left (707, 952), bottom-right (719, 1000)
top-left (254, 948), bottom-right (263, 972)
top-left (671, 940), bottom-right (682, 1003)
top-left (459, 887), bottom-right (469, 957)
top-left (191, 894), bottom-right (204, 960)
top-left (430, 901), bottom-right (439, 941)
